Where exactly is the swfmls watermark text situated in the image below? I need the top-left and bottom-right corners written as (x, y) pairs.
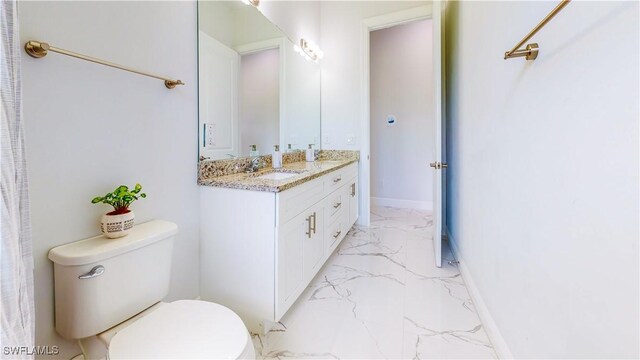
top-left (3, 346), bottom-right (59, 356)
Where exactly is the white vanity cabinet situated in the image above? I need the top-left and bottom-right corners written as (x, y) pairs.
top-left (200, 162), bottom-right (359, 333)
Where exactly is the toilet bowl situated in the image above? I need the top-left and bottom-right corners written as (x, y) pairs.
top-left (108, 300), bottom-right (254, 359)
top-left (48, 220), bottom-right (255, 360)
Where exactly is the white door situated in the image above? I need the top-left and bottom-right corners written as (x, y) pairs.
top-left (199, 31), bottom-right (239, 159)
top-left (431, 1), bottom-right (446, 267)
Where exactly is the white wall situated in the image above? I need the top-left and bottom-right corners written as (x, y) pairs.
top-left (259, 1), bottom-right (321, 45)
top-left (282, 41), bottom-right (321, 151)
top-left (370, 20), bottom-right (433, 209)
top-left (445, 1), bottom-right (639, 358)
top-left (19, 2), bottom-right (199, 359)
top-left (320, 1), bottom-right (429, 150)
top-left (198, 0), bottom-right (283, 49)
top-left (255, 1), bottom-right (322, 151)
top-left (239, 49), bottom-right (280, 156)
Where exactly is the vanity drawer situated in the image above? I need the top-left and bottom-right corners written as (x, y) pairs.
top-left (325, 214), bottom-right (345, 256)
top-left (277, 179), bottom-right (325, 224)
top-left (327, 191), bottom-right (344, 219)
top-left (324, 163), bottom-right (358, 196)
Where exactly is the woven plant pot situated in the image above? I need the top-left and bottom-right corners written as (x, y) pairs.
top-left (100, 210), bottom-right (135, 238)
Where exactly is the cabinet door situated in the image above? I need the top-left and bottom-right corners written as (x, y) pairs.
top-left (349, 176), bottom-right (359, 226)
top-left (276, 211), bottom-right (306, 319)
top-left (303, 203), bottom-right (324, 283)
top-left (276, 203), bottom-right (324, 320)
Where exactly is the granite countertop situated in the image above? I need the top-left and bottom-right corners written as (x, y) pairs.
top-left (198, 159), bottom-right (357, 192)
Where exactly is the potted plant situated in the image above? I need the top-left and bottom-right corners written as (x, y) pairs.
top-left (91, 183), bottom-right (146, 238)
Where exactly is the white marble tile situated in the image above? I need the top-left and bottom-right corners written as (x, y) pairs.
top-left (254, 206), bottom-right (495, 359)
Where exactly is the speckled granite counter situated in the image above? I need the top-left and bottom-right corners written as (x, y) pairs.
top-left (198, 150), bottom-right (359, 192)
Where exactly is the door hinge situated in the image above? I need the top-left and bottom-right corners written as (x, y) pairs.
top-left (429, 161), bottom-right (448, 170)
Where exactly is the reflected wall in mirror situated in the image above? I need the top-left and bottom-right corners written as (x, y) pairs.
top-left (198, 1), bottom-right (321, 160)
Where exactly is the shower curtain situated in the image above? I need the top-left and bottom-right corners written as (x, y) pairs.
top-left (1, 0), bottom-right (35, 358)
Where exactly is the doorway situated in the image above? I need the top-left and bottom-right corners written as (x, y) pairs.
top-left (369, 19), bottom-right (434, 211)
top-left (360, 4), bottom-right (445, 267)
top-left (238, 48), bottom-right (280, 157)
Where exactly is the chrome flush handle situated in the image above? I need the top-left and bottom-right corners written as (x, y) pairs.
top-left (78, 265), bottom-right (105, 279)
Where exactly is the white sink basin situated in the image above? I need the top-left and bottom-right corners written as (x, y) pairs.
top-left (257, 172), bottom-right (300, 180)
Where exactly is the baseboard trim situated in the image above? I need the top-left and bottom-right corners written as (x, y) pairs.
top-left (447, 229), bottom-right (514, 359)
top-left (371, 197), bottom-right (433, 211)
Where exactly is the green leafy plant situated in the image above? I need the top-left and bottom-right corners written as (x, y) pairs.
top-left (91, 183), bottom-right (147, 215)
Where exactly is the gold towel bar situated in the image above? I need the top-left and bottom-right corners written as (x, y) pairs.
top-left (504, 0), bottom-right (571, 60)
top-left (24, 40), bottom-right (184, 89)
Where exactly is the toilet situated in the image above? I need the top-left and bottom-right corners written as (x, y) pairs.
top-left (48, 220), bottom-right (255, 359)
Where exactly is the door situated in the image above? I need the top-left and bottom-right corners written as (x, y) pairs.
top-left (198, 31), bottom-right (239, 159)
top-left (276, 210), bottom-right (306, 319)
top-left (276, 203), bottom-right (324, 319)
top-left (431, 1), bottom-right (446, 267)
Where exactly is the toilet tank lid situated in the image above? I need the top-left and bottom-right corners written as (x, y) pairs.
top-left (48, 220), bottom-right (178, 266)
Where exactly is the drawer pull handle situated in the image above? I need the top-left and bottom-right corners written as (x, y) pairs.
top-left (351, 183), bottom-right (356, 197)
top-left (305, 215), bottom-right (312, 238)
top-left (333, 177), bottom-right (342, 183)
top-left (333, 230), bottom-right (342, 239)
top-left (333, 202), bottom-right (342, 209)
top-left (312, 212), bottom-right (317, 234)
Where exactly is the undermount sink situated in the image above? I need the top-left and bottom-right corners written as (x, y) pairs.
top-left (255, 169), bottom-right (306, 180)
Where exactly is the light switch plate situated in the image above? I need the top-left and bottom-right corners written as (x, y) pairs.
top-left (204, 123), bottom-right (216, 148)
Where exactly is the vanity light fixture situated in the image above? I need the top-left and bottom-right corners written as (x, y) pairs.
top-left (294, 39), bottom-right (323, 63)
top-left (241, 0), bottom-right (260, 7)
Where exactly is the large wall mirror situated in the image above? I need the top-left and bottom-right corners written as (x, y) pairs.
top-left (198, 1), bottom-right (321, 160)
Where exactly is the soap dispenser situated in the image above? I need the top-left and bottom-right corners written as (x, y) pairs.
top-left (273, 145), bottom-right (282, 169)
top-left (306, 144), bottom-right (315, 162)
top-left (249, 145), bottom-right (259, 157)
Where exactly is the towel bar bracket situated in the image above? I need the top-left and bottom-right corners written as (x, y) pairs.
top-left (504, 43), bottom-right (539, 60)
top-left (504, 0), bottom-right (570, 61)
top-left (25, 40), bottom-right (49, 58)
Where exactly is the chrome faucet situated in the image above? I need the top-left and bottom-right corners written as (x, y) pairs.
top-left (246, 157), bottom-right (265, 173)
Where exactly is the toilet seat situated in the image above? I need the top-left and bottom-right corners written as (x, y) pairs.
top-left (108, 300), bottom-right (251, 359)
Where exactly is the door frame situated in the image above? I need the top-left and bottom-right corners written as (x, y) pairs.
top-left (359, 4), bottom-right (435, 226)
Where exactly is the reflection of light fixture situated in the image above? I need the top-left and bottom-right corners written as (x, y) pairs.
top-left (294, 39), bottom-right (323, 63)
top-left (241, 0), bottom-right (259, 7)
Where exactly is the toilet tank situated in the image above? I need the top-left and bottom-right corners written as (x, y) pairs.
top-left (48, 220), bottom-right (177, 340)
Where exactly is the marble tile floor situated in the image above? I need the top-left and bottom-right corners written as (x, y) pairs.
top-left (252, 205), bottom-right (496, 359)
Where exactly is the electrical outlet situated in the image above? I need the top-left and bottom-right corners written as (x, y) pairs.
top-left (323, 136), bottom-right (331, 144)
